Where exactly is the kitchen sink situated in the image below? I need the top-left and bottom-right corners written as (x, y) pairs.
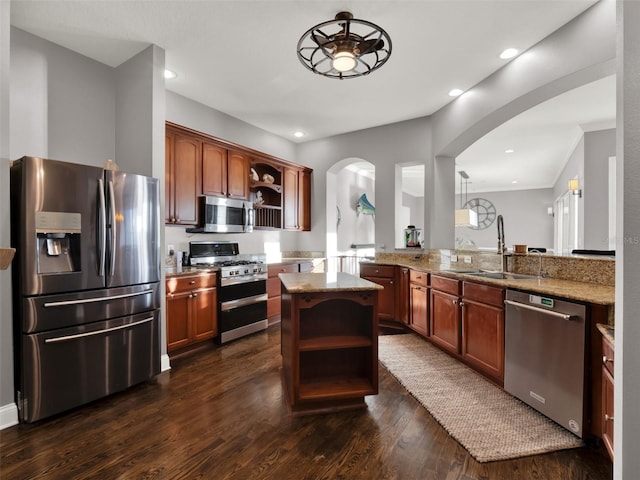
top-left (467, 271), bottom-right (538, 280)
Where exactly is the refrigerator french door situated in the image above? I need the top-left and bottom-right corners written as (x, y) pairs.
top-left (10, 156), bottom-right (161, 422)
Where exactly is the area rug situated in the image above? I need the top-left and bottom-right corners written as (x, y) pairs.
top-left (378, 334), bottom-right (583, 463)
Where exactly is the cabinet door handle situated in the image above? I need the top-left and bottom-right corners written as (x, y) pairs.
top-left (603, 356), bottom-right (613, 364)
top-left (389, 280), bottom-right (394, 285)
top-left (189, 280), bottom-right (196, 285)
top-left (605, 414), bottom-right (614, 422)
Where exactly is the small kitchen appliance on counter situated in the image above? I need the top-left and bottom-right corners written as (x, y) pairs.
top-left (404, 225), bottom-right (423, 248)
top-left (189, 241), bottom-right (267, 343)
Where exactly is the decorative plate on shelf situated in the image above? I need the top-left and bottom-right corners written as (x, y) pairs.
top-left (463, 198), bottom-right (496, 230)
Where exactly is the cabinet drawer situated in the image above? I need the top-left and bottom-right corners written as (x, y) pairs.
top-left (166, 273), bottom-right (217, 294)
top-left (430, 275), bottom-right (460, 295)
top-left (360, 263), bottom-right (395, 278)
top-left (269, 263), bottom-right (298, 277)
top-left (409, 269), bottom-right (428, 287)
top-left (462, 281), bottom-right (504, 307)
top-left (602, 337), bottom-right (614, 377)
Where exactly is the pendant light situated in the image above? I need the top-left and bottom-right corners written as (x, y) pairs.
top-left (296, 11), bottom-right (392, 80)
top-left (455, 171), bottom-right (478, 227)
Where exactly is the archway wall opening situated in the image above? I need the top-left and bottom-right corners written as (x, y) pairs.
top-left (427, 0), bottom-right (615, 249)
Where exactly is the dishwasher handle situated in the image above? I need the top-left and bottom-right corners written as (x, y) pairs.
top-left (504, 299), bottom-right (574, 321)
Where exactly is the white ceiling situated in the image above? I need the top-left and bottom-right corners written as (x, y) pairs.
top-left (10, 0), bottom-right (614, 193)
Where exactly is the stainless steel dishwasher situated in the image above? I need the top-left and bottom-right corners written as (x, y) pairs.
top-left (504, 289), bottom-right (587, 437)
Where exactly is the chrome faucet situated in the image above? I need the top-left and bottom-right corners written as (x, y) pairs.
top-left (529, 249), bottom-right (544, 278)
top-left (496, 214), bottom-right (507, 272)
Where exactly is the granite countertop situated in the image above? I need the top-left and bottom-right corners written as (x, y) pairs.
top-left (268, 257), bottom-right (326, 265)
top-left (165, 266), bottom-right (219, 277)
top-left (364, 261), bottom-right (615, 306)
top-left (440, 270), bottom-right (615, 306)
top-left (279, 272), bottom-right (383, 293)
top-left (597, 323), bottom-right (615, 345)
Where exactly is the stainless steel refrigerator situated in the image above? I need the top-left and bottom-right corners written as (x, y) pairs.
top-left (10, 156), bottom-right (161, 423)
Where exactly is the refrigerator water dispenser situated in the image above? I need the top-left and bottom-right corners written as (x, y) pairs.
top-left (35, 211), bottom-right (81, 274)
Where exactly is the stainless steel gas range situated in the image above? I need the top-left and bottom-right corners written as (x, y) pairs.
top-left (189, 241), bottom-right (267, 343)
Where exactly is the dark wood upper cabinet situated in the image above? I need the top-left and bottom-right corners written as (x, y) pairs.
top-left (226, 150), bottom-right (250, 200)
top-left (201, 141), bottom-right (227, 198)
top-left (283, 167), bottom-right (312, 231)
top-left (166, 122), bottom-right (311, 229)
top-left (165, 130), bottom-right (201, 226)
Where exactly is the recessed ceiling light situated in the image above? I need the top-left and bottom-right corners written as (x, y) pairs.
top-left (512, 180), bottom-right (518, 184)
top-left (505, 149), bottom-right (514, 153)
top-left (499, 48), bottom-right (519, 60)
top-left (293, 131), bottom-right (305, 138)
top-left (164, 69), bottom-right (177, 79)
top-left (448, 88), bottom-right (464, 97)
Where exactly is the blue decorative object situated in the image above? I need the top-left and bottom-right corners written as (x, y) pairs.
top-left (356, 193), bottom-right (375, 217)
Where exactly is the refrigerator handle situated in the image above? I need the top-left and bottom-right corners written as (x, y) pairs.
top-left (108, 179), bottom-right (117, 276)
top-left (98, 178), bottom-right (107, 277)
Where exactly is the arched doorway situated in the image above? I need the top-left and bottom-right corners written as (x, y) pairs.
top-left (326, 158), bottom-right (375, 274)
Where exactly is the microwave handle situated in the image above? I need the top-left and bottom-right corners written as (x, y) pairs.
top-left (245, 204), bottom-right (254, 231)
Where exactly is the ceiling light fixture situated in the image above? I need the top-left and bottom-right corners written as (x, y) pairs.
top-left (297, 11), bottom-right (392, 80)
top-left (164, 69), bottom-right (177, 79)
top-left (505, 149), bottom-right (514, 153)
top-left (293, 131), bottom-right (305, 138)
top-left (499, 48), bottom-right (519, 59)
top-left (448, 88), bottom-right (463, 97)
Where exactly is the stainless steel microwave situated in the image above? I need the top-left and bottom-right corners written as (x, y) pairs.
top-left (189, 196), bottom-right (254, 233)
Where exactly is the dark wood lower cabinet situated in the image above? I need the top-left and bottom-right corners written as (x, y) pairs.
top-left (409, 269), bottom-right (428, 337)
top-left (360, 263), bottom-right (397, 327)
top-left (166, 272), bottom-right (218, 353)
top-left (429, 275), bottom-right (461, 355)
top-left (461, 281), bottom-right (505, 385)
top-left (601, 334), bottom-right (614, 460)
top-left (280, 283), bottom-right (379, 415)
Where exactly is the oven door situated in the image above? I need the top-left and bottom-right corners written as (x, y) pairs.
top-left (219, 279), bottom-right (267, 343)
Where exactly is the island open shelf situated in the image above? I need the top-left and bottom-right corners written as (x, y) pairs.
top-left (279, 272), bottom-right (382, 415)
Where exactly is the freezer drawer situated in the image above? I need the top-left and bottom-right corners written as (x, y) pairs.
top-left (17, 310), bottom-right (160, 423)
top-left (20, 283), bottom-right (160, 333)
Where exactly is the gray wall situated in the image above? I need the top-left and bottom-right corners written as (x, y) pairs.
top-left (0, 0), bottom-right (13, 422)
top-left (10, 28), bottom-right (116, 164)
top-left (617, 1), bottom-right (640, 477)
top-left (297, 116), bottom-right (432, 254)
top-left (584, 128), bottom-right (616, 249)
top-left (455, 189), bottom-right (554, 250)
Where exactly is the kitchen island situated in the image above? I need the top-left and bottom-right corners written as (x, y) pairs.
top-left (279, 272), bottom-right (382, 415)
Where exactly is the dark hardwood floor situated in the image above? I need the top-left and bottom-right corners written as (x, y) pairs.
top-left (0, 325), bottom-right (612, 480)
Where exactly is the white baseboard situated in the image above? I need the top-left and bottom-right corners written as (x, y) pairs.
top-left (161, 353), bottom-right (171, 372)
top-left (0, 403), bottom-right (19, 430)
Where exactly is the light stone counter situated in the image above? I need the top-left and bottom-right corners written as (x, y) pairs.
top-left (279, 272), bottom-right (383, 293)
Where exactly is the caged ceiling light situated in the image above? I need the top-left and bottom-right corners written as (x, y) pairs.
top-left (296, 11), bottom-right (392, 80)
